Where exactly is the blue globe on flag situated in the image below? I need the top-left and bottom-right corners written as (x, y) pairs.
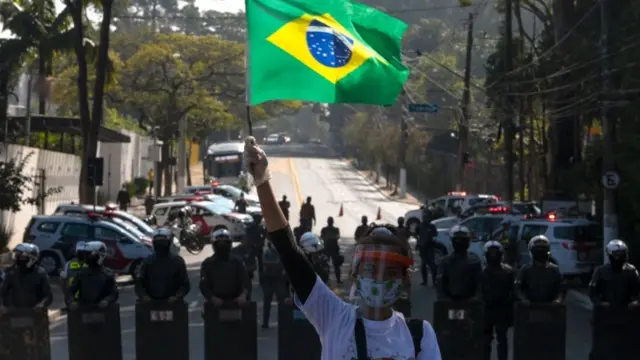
top-left (306, 19), bottom-right (354, 68)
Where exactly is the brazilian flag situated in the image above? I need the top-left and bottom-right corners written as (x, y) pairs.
top-left (245, 0), bottom-right (410, 106)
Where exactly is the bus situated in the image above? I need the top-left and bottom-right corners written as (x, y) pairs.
top-left (205, 142), bottom-right (253, 188)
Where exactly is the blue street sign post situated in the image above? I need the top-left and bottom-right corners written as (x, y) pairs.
top-left (408, 103), bottom-right (439, 113)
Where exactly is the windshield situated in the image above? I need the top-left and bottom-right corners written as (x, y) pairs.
top-left (219, 185), bottom-right (246, 198)
top-left (200, 202), bottom-right (232, 215)
top-left (110, 217), bottom-right (147, 238)
top-left (207, 195), bottom-right (235, 209)
top-left (113, 211), bottom-right (153, 234)
top-left (209, 154), bottom-right (242, 178)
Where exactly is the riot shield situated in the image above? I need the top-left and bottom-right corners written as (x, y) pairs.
top-left (67, 304), bottom-right (122, 360)
top-left (433, 300), bottom-right (483, 360)
top-left (0, 308), bottom-right (51, 360)
top-left (204, 301), bottom-right (257, 360)
top-left (136, 301), bottom-right (189, 360)
top-left (513, 302), bottom-right (566, 360)
top-left (590, 305), bottom-right (640, 360)
top-left (277, 303), bottom-right (321, 360)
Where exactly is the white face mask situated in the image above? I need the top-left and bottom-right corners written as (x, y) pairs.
top-left (355, 275), bottom-right (402, 308)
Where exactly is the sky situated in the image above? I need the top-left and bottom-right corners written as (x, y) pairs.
top-left (1, 0), bottom-right (245, 38)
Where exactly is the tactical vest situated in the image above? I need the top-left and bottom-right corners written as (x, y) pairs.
top-left (66, 260), bottom-right (87, 299)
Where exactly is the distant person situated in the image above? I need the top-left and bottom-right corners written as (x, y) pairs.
top-left (320, 217), bottom-right (343, 284)
top-left (396, 217), bottom-right (410, 245)
top-left (278, 195), bottom-right (290, 220)
top-left (354, 216), bottom-right (369, 243)
top-left (300, 196), bottom-right (316, 227)
top-left (144, 195), bottom-right (155, 216)
top-left (147, 168), bottom-right (155, 195)
top-left (293, 217), bottom-right (312, 245)
top-left (234, 193), bottom-right (248, 214)
top-left (116, 184), bottom-right (131, 211)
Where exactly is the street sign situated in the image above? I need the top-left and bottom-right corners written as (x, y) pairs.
top-left (408, 103), bottom-right (438, 113)
top-left (601, 171), bottom-right (620, 189)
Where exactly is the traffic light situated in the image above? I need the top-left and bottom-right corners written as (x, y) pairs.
top-left (87, 157), bottom-right (104, 187)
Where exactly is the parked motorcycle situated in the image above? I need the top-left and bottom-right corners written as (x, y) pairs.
top-left (170, 223), bottom-right (205, 255)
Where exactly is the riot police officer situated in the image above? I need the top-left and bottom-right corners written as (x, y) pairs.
top-left (354, 215), bottom-right (369, 243)
top-left (0, 243), bottom-right (52, 313)
top-left (299, 232), bottom-right (330, 283)
top-left (199, 229), bottom-right (249, 306)
top-left (515, 235), bottom-right (564, 304)
top-left (436, 225), bottom-right (483, 301)
top-left (480, 241), bottom-right (515, 360)
top-left (135, 228), bottom-right (190, 302)
top-left (589, 239), bottom-right (640, 309)
top-left (68, 241), bottom-right (119, 309)
top-left (320, 216), bottom-right (342, 284)
top-left (589, 239), bottom-right (640, 360)
top-left (61, 242), bottom-right (89, 305)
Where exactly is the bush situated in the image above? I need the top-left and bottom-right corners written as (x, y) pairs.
top-left (133, 177), bottom-right (149, 196)
top-left (0, 223), bottom-right (13, 253)
top-left (125, 182), bottom-right (137, 198)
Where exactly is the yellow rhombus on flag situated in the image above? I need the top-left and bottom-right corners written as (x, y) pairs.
top-left (246, 0), bottom-right (410, 106)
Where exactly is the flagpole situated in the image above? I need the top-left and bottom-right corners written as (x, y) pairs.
top-left (245, 40), bottom-right (253, 136)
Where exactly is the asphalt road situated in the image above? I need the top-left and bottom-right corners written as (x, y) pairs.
top-left (46, 143), bottom-right (592, 360)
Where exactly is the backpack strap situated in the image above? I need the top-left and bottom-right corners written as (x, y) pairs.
top-left (354, 310), bottom-right (368, 360)
top-left (406, 318), bottom-right (423, 357)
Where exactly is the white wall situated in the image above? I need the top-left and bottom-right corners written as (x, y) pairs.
top-left (97, 131), bottom-right (155, 200)
top-left (0, 144), bottom-right (81, 249)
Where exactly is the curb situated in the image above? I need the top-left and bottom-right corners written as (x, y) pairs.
top-left (343, 160), bottom-right (421, 206)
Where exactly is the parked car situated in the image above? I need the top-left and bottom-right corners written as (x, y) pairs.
top-left (151, 201), bottom-right (252, 241)
top-left (53, 204), bottom-right (156, 237)
top-left (211, 184), bottom-right (260, 206)
top-left (24, 214), bottom-right (176, 278)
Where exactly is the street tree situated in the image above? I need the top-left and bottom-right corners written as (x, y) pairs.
top-left (118, 33), bottom-right (244, 194)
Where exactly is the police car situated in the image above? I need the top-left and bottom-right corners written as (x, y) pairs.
top-left (151, 200), bottom-right (252, 241)
top-left (24, 214), bottom-right (175, 278)
top-left (53, 203), bottom-right (156, 237)
top-left (155, 194), bottom-right (262, 217)
top-left (430, 213), bottom-right (521, 266)
top-left (210, 184), bottom-right (260, 206)
top-left (404, 192), bottom-right (499, 234)
top-left (488, 214), bottom-right (603, 283)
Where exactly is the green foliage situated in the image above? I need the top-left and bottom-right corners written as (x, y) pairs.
top-left (132, 177), bottom-right (149, 196)
top-left (0, 152), bottom-right (62, 212)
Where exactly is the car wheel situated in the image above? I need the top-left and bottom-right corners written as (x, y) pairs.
top-left (407, 218), bottom-right (420, 235)
top-left (129, 260), bottom-right (143, 281)
top-left (40, 251), bottom-right (62, 276)
top-left (433, 245), bottom-right (447, 267)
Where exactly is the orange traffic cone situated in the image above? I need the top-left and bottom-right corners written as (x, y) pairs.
top-left (376, 207), bottom-right (381, 221)
top-left (338, 203), bottom-right (344, 217)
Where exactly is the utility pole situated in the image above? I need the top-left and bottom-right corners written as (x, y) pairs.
top-left (503, 0), bottom-right (515, 206)
top-left (398, 92), bottom-right (408, 198)
top-left (600, 0), bottom-right (617, 262)
top-left (457, 13), bottom-right (474, 191)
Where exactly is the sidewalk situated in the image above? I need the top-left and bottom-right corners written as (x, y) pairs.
top-left (344, 159), bottom-right (423, 206)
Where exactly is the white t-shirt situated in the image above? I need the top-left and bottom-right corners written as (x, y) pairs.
top-left (295, 276), bottom-right (441, 360)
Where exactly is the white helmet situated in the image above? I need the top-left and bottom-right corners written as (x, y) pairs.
top-left (75, 241), bottom-right (87, 254)
top-left (606, 239), bottom-right (628, 256)
top-left (84, 241), bottom-right (108, 265)
top-left (13, 243), bottom-right (40, 268)
top-left (211, 228), bottom-right (232, 243)
top-left (300, 232), bottom-right (324, 254)
top-left (528, 235), bottom-right (550, 250)
top-left (483, 240), bottom-right (503, 253)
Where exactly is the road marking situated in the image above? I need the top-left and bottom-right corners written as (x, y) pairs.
top-left (288, 157), bottom-right (303, 207)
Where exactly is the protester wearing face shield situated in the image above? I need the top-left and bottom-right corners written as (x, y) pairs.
top-left (243, 136), bottom-right (441, 360)
top-left (135, 228), bottom-right (190, 302)
top-left (436, 225), bottom-right (482, 301)
top-left (514, 235), bottom-right (564, 304)
top-left (480, 241), bottom-right (515, 360)
top-left (68, 241), bottom-right (119, 309)
top-left (589, 240), bottom-right (640, 310)
top-left (0, 243), bottom-right (52, 314)
top-left (199, 229), bottom-right (249, 306)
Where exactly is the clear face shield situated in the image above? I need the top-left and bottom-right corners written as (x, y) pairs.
top-left (349, 244), bottom-right (413, 314)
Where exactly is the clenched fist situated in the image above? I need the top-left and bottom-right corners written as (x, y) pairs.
top-left (243, 136), bottom-right (271, 187)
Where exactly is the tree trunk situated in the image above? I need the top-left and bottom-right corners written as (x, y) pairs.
top-left (161, 143), bottom-right (172, 196)
top-left (37, 51), bottom-right (46, 115)
top-left (67, 0), bottom-right (93, 203)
